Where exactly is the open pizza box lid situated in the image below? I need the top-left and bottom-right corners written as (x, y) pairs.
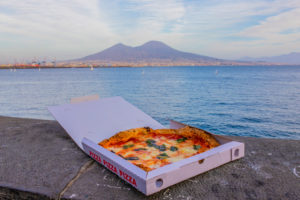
top-left (48, 95), bottom-right (245, 195)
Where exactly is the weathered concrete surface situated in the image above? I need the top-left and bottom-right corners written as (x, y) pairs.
top-left (0, 116), bottom-right (91, 199)
top-left (0, 116), bottom-right (299, 200)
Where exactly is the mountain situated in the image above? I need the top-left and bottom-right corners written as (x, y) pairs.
top-left (77, 41), bottom-right (222, 63)
top-left (68, 41), bottom-right (271, 66)
top-left (241, 52), bottom-right (300, 65)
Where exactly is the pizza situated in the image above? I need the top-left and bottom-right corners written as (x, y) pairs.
top-left (99, 126), bottom-right (220, 171)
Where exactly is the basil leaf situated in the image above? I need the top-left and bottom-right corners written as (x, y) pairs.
top-left (159, 144), bottom-right (166, 151)
top-left (123, 144), bottom-right (134, 149)
top-left (160, 153), bottom-right (168, 156)
top-left (177, 137), bottom-right (187, 143)
top-left (133, 148), bottom-right (147, 151)
top-left (146, 139), bottom-right (155, 144)
top-left (193, 145), bottom-right (201, 150)
top-left (157, 153), bottom-right (169, 159)
top-left (170, 146), bottom-right (178, 151)
top-left (146, 139), bottom-right (156, 147)
top-left (125, 157), bottom-right (139, 160)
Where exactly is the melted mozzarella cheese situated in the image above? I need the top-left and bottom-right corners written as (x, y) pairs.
top-left (105, 135), bottom-right (207, 171)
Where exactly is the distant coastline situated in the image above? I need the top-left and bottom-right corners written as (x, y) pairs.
top-left (0, 63), bottom-right (299, 69)
top-left (2, 41), bottom-right (300, 68)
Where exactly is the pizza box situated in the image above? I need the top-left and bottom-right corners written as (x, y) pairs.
top-left (48, 95), bottom-right (245, 195)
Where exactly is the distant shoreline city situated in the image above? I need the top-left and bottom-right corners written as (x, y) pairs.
top-left (2, 41), bottom-right (300, 68)
top-left (1, 61), bottom-right (299, 69)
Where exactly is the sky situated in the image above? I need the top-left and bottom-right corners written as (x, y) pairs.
top-left (1, 0), bottom-right (300, 64)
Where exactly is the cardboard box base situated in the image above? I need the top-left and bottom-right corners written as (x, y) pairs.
top-left (48, 96), bottom-right (245, 196)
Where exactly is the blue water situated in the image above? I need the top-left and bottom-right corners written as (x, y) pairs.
top-left (1, 66), bottom-right (300, 139)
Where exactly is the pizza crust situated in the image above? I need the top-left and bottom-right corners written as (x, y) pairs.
top-left (99, 127), bottom-right (153, 147)
top-left (100, 126), bottom-right (219, 148)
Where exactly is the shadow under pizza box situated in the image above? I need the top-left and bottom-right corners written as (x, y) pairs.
top-left (48, 95), bottom-right (245, 196)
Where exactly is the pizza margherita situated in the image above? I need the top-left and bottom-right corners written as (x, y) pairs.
top-left (99, 126), bottom-right (220, 171)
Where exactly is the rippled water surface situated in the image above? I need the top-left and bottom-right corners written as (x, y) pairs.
top-left (1, 66), bottom-right (300, 139)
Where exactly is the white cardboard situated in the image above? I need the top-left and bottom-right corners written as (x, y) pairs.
top-left (48, 96), bottom-right (164, 149)
top-left (48, 96), bottom-right (245, 195)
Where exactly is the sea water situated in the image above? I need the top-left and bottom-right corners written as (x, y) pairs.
top-left (0, 66), bottom-right (299, 139)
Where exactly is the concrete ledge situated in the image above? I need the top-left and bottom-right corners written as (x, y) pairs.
top-left (0, 116), bottom-right (299, 200)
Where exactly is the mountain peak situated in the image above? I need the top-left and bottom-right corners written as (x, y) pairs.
top-left (111, 43), bottom-right (129, 48)
top-left (139, 40), bottom-right (171, 48)
top-left (144, 40), bottom-right (167, 45)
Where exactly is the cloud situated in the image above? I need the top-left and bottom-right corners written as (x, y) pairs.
top-left (175, 0), bottom-right (300, 58)
top-left (1, 0), bottom-right (300, 63)
top-left (0, 0), bottom-right (116, 62)
top-left (109, 0), bottom-right (186, 45)
top-left (237, 8), bottom-right (300, 39)
top-left (220, 2), bottom-right (300, 58)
